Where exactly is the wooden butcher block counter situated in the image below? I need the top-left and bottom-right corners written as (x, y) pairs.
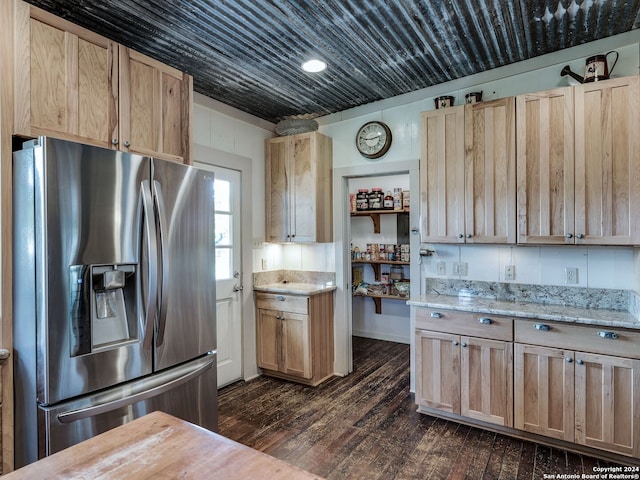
top-left (4, 411), bottom-right (323, 479)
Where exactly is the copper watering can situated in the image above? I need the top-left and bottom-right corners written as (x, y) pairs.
top-left (561, 51), bottom-right (619, 83)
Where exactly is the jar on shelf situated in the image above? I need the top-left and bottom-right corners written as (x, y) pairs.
top-left (384, 191), bottom-right (394, 209)
top-left (368, 188), bottom-right (383, 210)
top-left (393, 188), bottom-right (403, 210)
top-left (356, 189), bottom-right (369, 211)
top-left (390, 265), bottom-right (403, 282)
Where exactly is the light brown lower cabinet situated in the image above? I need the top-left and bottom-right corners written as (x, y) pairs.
top-left (255, 291), bottom-right (334, 386)
top-left (514, 320), bottom-right (640, 458)
top-left (415, 309), bottom-right (514, 427)
top-left (416, 308), bottom-right (640, 460)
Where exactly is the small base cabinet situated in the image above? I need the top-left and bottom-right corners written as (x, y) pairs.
top-left (415, 308), bottom-right (513, 427)
top-left (514, 319), bottom-right (640, 458)
top-left (255, 291), bottom-right (334, 387)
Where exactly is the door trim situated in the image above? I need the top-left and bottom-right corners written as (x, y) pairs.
top-left (193, 143), bottom-right (258, 383)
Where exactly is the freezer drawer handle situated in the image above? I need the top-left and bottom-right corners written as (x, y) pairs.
top-left (597, 331), bottom-right (619, 340)
top-left (56, 356), bottom-right (215, 424)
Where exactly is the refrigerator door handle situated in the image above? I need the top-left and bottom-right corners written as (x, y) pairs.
top-left (153, 180), bottom-right (170, 347)
top-left (141, 180), bottom-right (159, 350)
top-left (56, 355), bottom-right (215, 424)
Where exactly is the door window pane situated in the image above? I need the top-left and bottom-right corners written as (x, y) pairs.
top-left (215, 213), bottom-right (231, 246)
top-left (214, 179), bottom-right (230, 212)
top-left (215, 247), bottom-right (231, 280)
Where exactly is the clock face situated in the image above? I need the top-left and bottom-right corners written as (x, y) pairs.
top-left (356, 121), bottom-right (392, 159)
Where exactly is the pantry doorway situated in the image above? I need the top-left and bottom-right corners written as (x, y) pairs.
top-left (332, 160), bottom-right (420, 380)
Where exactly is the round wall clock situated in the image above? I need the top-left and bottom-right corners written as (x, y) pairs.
top-left (355, 121), bottom-right (392, 159)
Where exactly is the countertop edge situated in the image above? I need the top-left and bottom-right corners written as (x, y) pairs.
top-left (254, 284), bottom-right (337, 296)
top-left (407, 295), bottom-right (640, 330)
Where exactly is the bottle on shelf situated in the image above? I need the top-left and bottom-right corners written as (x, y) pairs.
top-left (384, 191), bottom-right (394, 209)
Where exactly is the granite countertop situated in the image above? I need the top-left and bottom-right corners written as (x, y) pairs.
top-left (254, 282), bottom-right (337, 296)
top-left (408, 294), bottom-right (640, 330)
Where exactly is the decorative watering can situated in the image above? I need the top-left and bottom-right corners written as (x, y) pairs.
top-left (561, 51), bottom-right (618, 83)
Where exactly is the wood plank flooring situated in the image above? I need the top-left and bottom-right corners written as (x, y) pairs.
top-left (218, 337), bottom-right (625, 479)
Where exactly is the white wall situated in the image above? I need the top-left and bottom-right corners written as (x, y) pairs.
top-left (316, 32), bottom-right (640, 296)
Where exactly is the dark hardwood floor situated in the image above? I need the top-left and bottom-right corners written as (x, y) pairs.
top-left (218, 337), bottom-right (624, 479)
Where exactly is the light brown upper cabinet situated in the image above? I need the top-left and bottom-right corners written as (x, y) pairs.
top-left (12, 1), bottom-right (192, 163)
top-left (517, 77), bottom-right (640, 245)
top-left (265, 132), bottom-right (333, 243)
top-left (119, 47), bottom-right (192, 163)
top-left (419, 98), bottom-right (516, 243)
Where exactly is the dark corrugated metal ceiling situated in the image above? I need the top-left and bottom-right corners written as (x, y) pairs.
top-left (25, 0), bottom-right (640, 123)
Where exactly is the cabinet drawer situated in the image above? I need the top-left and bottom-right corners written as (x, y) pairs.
top-left (515, 319), bottom-right (640, 359)
top-left (255, 293), bottom-right (309, 315)
top-left (415, 308), bottom-right (513, 341)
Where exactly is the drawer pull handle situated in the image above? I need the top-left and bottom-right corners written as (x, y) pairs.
top-left (478, 317), bottom-right (493, 325)
top-left (597, 331), bottom-right (619, 340)
top-left (430, 312), bottom-right (443, 318)
top-left (534, 324), bottom-right (551, 331)
top-left (275, 295), bottom-right (286, 301)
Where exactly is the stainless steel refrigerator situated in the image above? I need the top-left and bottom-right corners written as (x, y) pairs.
top-left (13, 137), bottom-right (217, 467)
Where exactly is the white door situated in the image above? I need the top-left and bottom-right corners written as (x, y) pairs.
top-left (196, 163), bottom-right (243, 387)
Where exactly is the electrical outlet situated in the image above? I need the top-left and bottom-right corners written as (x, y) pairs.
top-left (453, 262), bottom-right (468, 276)
top-left (437, 261), bottom-right (446, 275)
top-left (565, 267), bottom-right (578, 284)
top-left (505, 265), bottom-right (515, 281)
top-left (261, 258), bottom-right (268, 270)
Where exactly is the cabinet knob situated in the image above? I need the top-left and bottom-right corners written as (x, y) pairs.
top-left (466, 234), bottom-right (472, 238)
top-left (565, 233), bottom-right (573, 239)
top-left (453, 341), bottom-right (459, 346)
top-left (430, 312), bottom-right (443, 318)
top-left (458, 234), bottom-right (464, 239)
top-left (597, 331), bottom-right (619, 340)
top-left (534, 324), bottom-right (551, 331)
top-left (577, 359), bottom-right (584, 365)
top-left (576, 233), bottom-right (584, 239)
top-left (566, 357), bottom-right (573, 363)
top-left (461, 342), bottom-right (468, 348)
top-left (275, 295), bottom-right (286, 301)
top-left (478, 317), bottom-right (493, 325)
top-left (112, 138), bottom-right (119, 146)
top-left (123, 140), bottom-right (131, 148)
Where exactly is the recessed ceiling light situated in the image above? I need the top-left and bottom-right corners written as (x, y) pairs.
top-left (302, 59), bottom-right (326, 73)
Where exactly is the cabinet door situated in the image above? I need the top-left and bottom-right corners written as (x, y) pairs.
top-left (574, 352), bottom-right (640, 457)
top-left (15, 4), bottom-right (118, 147)
top-left (281, 313), bottom-right (311, 379)
top-left (514, 343), bottom-right (575, 441)
top-left (464, 98), bottom-right (516, 243)
top-left (119, 47), bottom-right (192, 163)
top-left (256, 309), bottom-right (280, 372)
top-left (574, 76), bottom-right (640, 245)
top-left (419, 106), bottom-right (465, 243)
top-left (415, 330), bottom-right (460, 414)
top-left (265, 137), bottom-right (290, 242)
top-left (516, 88), bottom-right (575, 244)
top-left (290, 134), bottom-right (316, 242)
top-left (461, 336), bottom-right (513, 426)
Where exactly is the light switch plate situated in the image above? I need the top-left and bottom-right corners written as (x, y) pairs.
top-left (453, 262), bottom-right (468, 276)
top-left (437, 261), bottom-right (446, 275)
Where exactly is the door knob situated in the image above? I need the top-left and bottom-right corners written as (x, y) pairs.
top-left (233, 285), bottom-right (243, 292)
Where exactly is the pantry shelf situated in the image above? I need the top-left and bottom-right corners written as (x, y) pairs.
top-left (352, 260), bottom-right (409, 282)
top-left (353, 293), bottom-right (409, 314)
top-left (350, 209), bottom-right (409, 233)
